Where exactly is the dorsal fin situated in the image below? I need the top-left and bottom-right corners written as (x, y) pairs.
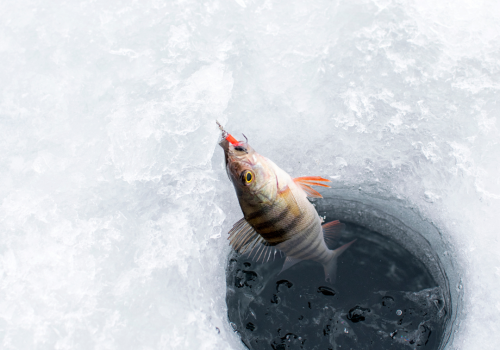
top-left (228, 218), bottom-right (281, 263)
top-left (293, 176), bottom-right (331, 198)
top-left (322, 220), bottom-right (345, 249)
top-left (243, 237), bottom-right (282, 263)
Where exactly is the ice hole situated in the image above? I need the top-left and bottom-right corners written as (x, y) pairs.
top-left (226, 191), bottom-right (459, 349)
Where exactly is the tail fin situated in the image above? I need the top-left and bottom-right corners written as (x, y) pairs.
top-left (323, 240), bottom-right (356, 283)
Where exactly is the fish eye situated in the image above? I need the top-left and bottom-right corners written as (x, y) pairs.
top-left (234, 146), bottom-right (248, 153)
top-left (241, 170), bottom-right (253, 184)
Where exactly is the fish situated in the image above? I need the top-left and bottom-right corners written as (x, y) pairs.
top-left (218, 122), bottom-right (355, 283)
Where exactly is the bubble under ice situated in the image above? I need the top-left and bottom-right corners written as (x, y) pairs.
top-left (0, 0), bottom-right (499, 349)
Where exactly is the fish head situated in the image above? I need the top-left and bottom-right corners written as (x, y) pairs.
top-left (219, 137), bottom-right (277, 204)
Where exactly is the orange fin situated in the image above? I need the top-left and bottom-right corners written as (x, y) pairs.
top-left (322, 220), bottom-right (346, 249)
top-left (293, 176), bottom-right (331, 198)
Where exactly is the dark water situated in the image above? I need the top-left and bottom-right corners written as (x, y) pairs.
top-left (226, 222), bottom-right (448, 350)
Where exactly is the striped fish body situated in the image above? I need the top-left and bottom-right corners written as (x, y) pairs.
top-left (220, 137), bottom-right (355, 282)
top-left (242, 161), bottom-right (333, 266)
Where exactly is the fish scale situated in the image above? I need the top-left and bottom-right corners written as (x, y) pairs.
top-left (247, 195), bottom-right (306, 244)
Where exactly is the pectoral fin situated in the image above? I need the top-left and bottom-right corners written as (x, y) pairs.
top-left (279, 185), bottom-right (303, 216)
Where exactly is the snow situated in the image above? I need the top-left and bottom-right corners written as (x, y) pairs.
top-left (1, 0), bottom-right (499, 349)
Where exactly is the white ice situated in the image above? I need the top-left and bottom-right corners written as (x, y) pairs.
top-left (0, 0), bottom-right (499, 349)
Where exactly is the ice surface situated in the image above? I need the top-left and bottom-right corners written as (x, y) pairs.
top-left (0, 0), bottom-right (499, 349)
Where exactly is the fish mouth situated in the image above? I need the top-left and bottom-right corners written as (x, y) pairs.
top-left (219, 138), bottom-right (247, 157)
top-left (219, 137), bottom-right (256, 185)
top-left (219, 138), bottom-right (230, 152)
